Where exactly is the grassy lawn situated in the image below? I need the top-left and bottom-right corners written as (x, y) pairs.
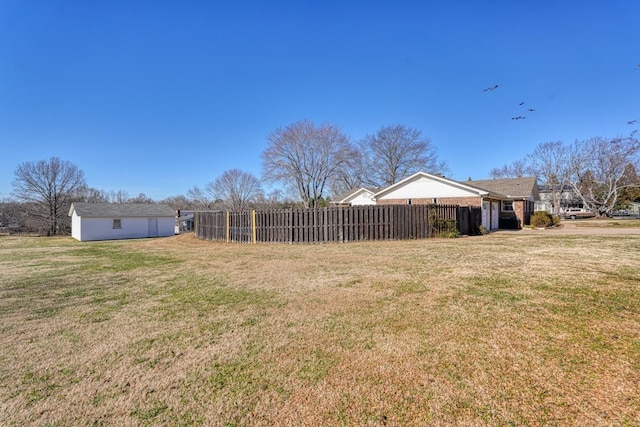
top-left (570, 218), bottom-right (640, 228)
top-left (1, 231), bottom-right (639, 426)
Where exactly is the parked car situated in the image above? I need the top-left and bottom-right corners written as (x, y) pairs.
top-left (561, 208), bottom-right (596, 219)
top-left (611, 209), bottom-right (630, 217)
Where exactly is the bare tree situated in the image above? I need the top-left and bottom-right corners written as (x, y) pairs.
top-left (76, 187), bottom-right (110, 203)
top-left (328, 154), bottom-right (365, 198)
top-left (187, 186), bottom-right (218, 210)
top-left (616, 164), bottom-right (640, 208)
top-left (212, 169), bottom-right (263, 212)
top-left (160, 194), bottom-right (193, 211)
top-left (566, 136), bottom-right (640, 216)
top-left (108, 190), bottom-right (130, 204)
top-left (0, 199), bottom-right (29, 233)
top-left (12, 157), bottom-right (86, 235)
top-left (526, 141), bottom-right (569, 215)
top-left (262, 120), bottom-right (355, 208)
top-left (128, 193), bottom-right (155, 204)
top-left (489, 159), bottom-right (529, 179)
top-left (360, 124), bottom-right (448, 187)
top-left (253, 188), bottom-right (300, 210)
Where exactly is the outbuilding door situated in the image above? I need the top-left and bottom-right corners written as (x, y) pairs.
top-left (482, 201), bottom-right (490, 230)
top-left (148, 218), bottom-right (158, 237)
top-left (492, 202), bottom-right (499, 230)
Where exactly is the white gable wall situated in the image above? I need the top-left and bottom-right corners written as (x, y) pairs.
top-left (71, 212), bottom-right (82, 241)
top-left (376, 176), bottom-right (478, 201)
top-left (349, 191), bottom-right (376, 205)
top-left (73, 216), bottom-right (174, 241)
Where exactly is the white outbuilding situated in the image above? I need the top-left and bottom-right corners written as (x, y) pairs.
top-left (68, 203), bottom-right (176, 242)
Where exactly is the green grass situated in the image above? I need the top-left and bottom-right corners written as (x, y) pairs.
top-left (1, 232), bottom-right (640, 426)
top-left (70, 243), bottom-right (179, 271)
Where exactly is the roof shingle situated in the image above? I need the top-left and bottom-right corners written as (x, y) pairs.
top-left (69, 203), bottom-right (175, 218)
top-left (465, 177), bottom-right (539, 199)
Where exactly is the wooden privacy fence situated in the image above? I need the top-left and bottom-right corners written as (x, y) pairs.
top-left (195, 204), bottom-right (482, 243)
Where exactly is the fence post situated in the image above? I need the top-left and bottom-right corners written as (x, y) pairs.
top-left (252, 210), bottom-right (257, 244)
top-left (226, 211), bottom-right (230, 243)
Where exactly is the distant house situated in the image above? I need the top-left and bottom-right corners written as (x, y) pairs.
top-left (68, 203), bottom-right (176, 241)
top-left (333, 172), bottom-right (539, 230)
top-left (537, 185), bottom-right (640, 216)
top-left (176, 210), bottom-right (195, 233)
top-left (535, 184), bottom-right (587, 213)
top-left (626, 202), bottom-right (640, 216)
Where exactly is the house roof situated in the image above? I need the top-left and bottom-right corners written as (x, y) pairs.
top-left (333, 187), bottom-right (378, 204)
top-left (465, 177), bottom-right (539, 200)
top-left (333, 174), bottom-right (540, 205)
top-left (372, 172), bottom-right (497, 199)
top-left (68, 203), bottom-right (176, 218)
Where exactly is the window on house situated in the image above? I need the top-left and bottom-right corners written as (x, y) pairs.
top-left (113, 219), bottom-right (122, 229)
top-left (502, 200), bottom-right (514, 212)
top-left (407, 199), bottom-right (412, 205)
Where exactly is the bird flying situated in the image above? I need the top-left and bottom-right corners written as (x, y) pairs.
top-left (528, 108), bottom-right (535, 112)
top-left (628, 119), bottom-right (637, 124)
top-left (519, 102), bottom-right (525, 106)
top-left (511, 116), bottom-right (526, 120)
top-left (483, 85), bottom-right (499, 92)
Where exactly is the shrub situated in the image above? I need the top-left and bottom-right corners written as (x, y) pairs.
top-left (439, 228), bottom-right (460, 238)
top-left (476, 225), bottom-right (489, 235)
top-left (530, 211), bottom-right (554, 228)
top-left (429, 208), bottom-right (459, 238)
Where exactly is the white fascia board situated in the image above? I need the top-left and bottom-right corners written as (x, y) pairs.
top-left (373, 172), bottom-right (489, 199)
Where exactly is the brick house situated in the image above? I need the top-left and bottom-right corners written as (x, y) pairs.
top-left (464, 177), bottom-right (539, 229)
top-left (333, 172), bottom-right (539, 230)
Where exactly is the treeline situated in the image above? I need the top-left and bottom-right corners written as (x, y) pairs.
top-left (189, 122), bottom-right (447, 210)
top-left (2, 122), bottom-right (450, 235)
top-left (4, 122), bottom-right (639, 235)
top-left (490, 136), bottom-right (640, 216)
top-left (0, 186), bottom-right (303, 236)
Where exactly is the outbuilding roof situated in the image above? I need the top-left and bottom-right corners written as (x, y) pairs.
top-left (68, 203), bottom-right (175, 218)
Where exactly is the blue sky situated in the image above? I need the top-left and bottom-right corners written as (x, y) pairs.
top-left (1, 1), bottom-right (639, 200)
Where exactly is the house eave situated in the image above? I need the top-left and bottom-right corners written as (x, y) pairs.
top-left (372, 172), bottom-right (492, 199)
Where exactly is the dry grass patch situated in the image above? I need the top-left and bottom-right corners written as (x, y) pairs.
top-left (571, 218), bottom-right (640, 228)
top-left (1, 232), bottom-right (639, 426)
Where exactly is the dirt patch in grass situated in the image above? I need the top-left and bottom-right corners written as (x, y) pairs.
top-left (1, 232), bottom-right (639, 426)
